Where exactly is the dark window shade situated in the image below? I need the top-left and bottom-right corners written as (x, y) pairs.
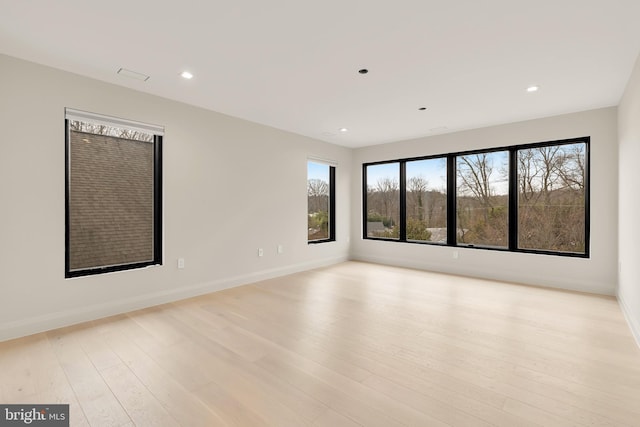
top-left (68, 130), bottom-right (156, 273)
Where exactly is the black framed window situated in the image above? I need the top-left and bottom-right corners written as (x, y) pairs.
top-left (456, 150), bottom-right (509, 248)
top-left (65, 109), bottom-right (163, 277)
top-left (362, 137), bottom-right (590, 257)
top-left (364, 162), bottom-right (400, 239)
top-left (307, 161), bottom-right (335, 243)
top-left (406, 158), bottom-right (447, 242)
top-left (516, 142), bottom-right (587, 254)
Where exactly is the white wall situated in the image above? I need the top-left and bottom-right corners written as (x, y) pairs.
top-left (0, 54), bottom-right (351, 341)
top-left (618, 54), bottom-right (640, 345)
top-left (351, 108), bottom-right (618, 295)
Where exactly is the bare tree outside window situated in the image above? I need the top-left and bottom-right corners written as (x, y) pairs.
top-left (365, 163), bottom-right (400, 238)
top-left (69, 120), bottom-right (153, 142)
top-left (307, 161), bottom-right (334, 242)
top-left (456, 151), bottom-right (509, 247)
top-left (406, 158), bottom-right (447, 242)
top-left (361, 138), bottom-right (588, 257)
top-left (517, 142), bottom-right (586, 253)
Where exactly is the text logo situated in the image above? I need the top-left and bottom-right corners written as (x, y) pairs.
top-left (0, 405), bottom-right (68, 426)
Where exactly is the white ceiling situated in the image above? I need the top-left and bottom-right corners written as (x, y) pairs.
top-left (1, 1), bottom-right (639, 148)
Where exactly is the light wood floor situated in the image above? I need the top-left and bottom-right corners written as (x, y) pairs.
top-left (1, 262), bottom-right (639, 426)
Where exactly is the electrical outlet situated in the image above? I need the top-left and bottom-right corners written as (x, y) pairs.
top-left (178, 258), bottom-right (185, 269)
top-left (277, 244), bottom-right (283, 254)
top-left (258, 248), bottom-right (264, 257)
top-left (452, 250), bottom-right (459, 259)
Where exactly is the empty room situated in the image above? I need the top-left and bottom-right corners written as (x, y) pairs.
top-left (1, 1), bottom-right (640, 426)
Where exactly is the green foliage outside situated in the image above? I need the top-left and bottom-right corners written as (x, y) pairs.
top-left (406, 218), bottom-right (432, 241)
top-left (309, 210), bottom-right (328, 232)
top-left (367, 213), bottom-right (394, 228)
top-left (308, 210), bottom-right (329, 240)
top-left (368, 217), bottom-right (432, 240)
top-left (377, 225), bottom-right (399, 239)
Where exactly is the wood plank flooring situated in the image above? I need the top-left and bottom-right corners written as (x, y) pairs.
top-left (1, 261), bottom-right (639, 426)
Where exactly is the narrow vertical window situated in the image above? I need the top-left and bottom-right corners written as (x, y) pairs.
top-left (307, 161), bottom-right (335, 243)
top-left (365, 162), bottom-right (400, 239)
top-left (456, 151), bottom-right (509, 248)
top-left (65, 109), bottom-right (163, 277)
top-left (405, 158), bottom-right (447, 242)
top-left (517, 142), bottom-right (587, 253)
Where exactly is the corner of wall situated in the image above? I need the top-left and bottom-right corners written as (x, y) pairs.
top-left (619, 293), bottom-right (640, 349)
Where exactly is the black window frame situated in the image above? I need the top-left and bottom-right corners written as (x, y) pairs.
top-left (362, 160), bottom-right (402, 241)
top-left (307, 163), bottom-right (336, 244)
top-left (362, 136), bottom-right (590, 258)
top-left (64, 113), bottom-right (164, 278)
top-left (454, 148), bottom-right (511, 249)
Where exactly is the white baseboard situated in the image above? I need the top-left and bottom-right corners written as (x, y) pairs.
top-left (350, 253), bottom-right (616, 296)
top-left (618, 293), bottom-right (640, 350)
top-left (0, 256), bottom-right (348, 342)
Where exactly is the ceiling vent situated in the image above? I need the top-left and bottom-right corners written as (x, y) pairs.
top-left (117, 68), bottom-right (150, 82)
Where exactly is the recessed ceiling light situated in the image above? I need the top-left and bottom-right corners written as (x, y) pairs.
top-left (180, 71), bottom-right (194, 80)
top-left (358, 69), bottom-right (369, 74)
top-left (526, 85), bottom-right (540, 92)
top-left (339, 128), bottom-right (349, 133)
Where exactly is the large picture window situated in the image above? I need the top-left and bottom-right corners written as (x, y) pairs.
top-left (65, 109), bottom-right (163, 277)
top-left (362, 137), bottom-right (589, 257)
top-left (307, 161), bottom-right (335, 243)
